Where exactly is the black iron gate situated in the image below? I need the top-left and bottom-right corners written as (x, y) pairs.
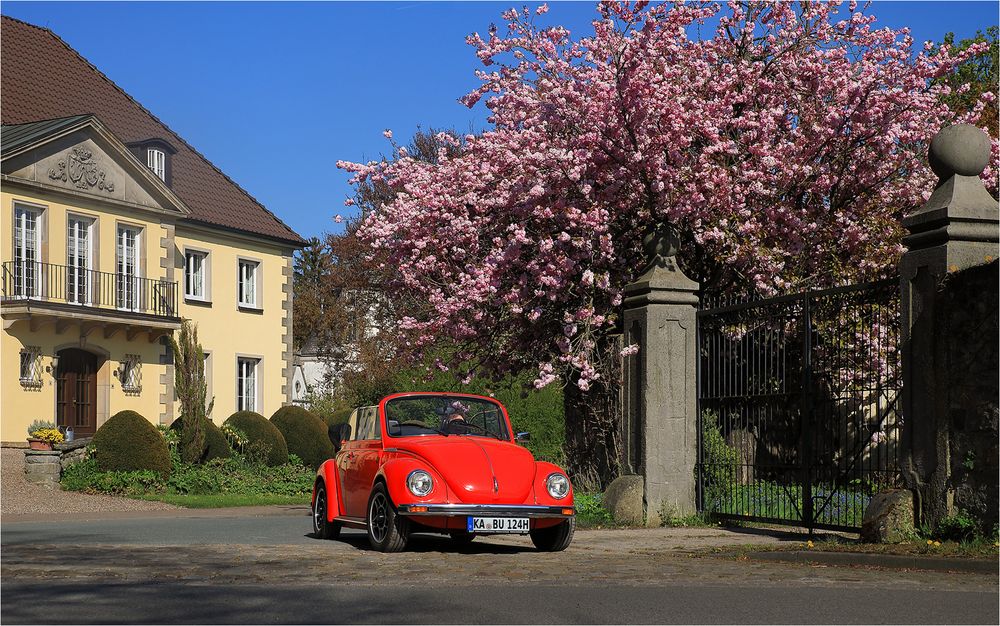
top-left (696, 279), bottom-right (902, 531)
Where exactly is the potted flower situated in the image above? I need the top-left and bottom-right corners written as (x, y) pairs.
top-left (27, 420), bottom-right (64, 451)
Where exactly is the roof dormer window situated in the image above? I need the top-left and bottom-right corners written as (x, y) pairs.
top-left (147, 148), bottom-right (166, 181)
top-left (129, 138), bottom-right (176, 186)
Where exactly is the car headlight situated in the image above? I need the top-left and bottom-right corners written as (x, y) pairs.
top-left (407, 470), bottom-right (433, 497)
top-left (546, 473), bottom-right (570, 499)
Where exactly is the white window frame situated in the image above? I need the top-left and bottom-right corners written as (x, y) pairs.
top-left (12, 203), bottom-right (43, 299)
top-left (147, 148), bottom-right (166, 181)
top-left (116, 224), bottom-right (142, 312)
top-left (203, 351), bottom-right (214, 412)
top-left (236, 356), bottom-right (260, 413)
top-left (66, 214), bottom-right (94, 305)
top-left (184, 249), bottom-right (209, 301)
top-left (237, 258), bottom-right (260, 309)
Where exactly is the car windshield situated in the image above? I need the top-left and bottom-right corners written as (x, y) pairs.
top-left (384, 395), bottom-right (510, 440)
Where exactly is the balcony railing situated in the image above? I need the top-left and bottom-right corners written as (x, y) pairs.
top-left (1, 261), bottom-right (178, 318)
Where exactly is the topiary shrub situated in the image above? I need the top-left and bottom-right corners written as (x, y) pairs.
top-left (169, 416), bottom-right (231, 462)
top-left (270, 405), bottom-right (336, 469)
top-left (91, 410), bottom-right (171, 478)
top-left (223, 411), bottom-right (288, 466)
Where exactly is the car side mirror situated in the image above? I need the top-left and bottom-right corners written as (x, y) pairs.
top-left (516, 431), bottom-right (531, 442)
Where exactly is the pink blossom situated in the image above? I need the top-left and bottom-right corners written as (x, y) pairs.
top-left (620, 344), bottom-right (640, 357)
top-left (339, 1), bottom-right (997, 392)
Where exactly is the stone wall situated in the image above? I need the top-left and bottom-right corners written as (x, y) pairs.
top-left (22, 438), bottom-right (91, 488)
top-left (937, 261), bottom-right (999, 532)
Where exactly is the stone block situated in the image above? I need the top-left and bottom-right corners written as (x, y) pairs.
top-left (603, 475), bottom-right (645, 526)
top-left (23, 451), bottom-right (60, 464)
top-left (861, 489), bottom-right (916, 543)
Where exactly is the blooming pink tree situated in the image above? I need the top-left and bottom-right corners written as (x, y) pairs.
top-left (340, 1), bottom-right (997, 484)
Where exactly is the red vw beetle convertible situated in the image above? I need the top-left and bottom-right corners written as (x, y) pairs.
top-left (311, 392), bottom-right (575, 552)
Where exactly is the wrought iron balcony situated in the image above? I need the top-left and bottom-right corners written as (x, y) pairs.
top-left (1, 261), bottom-right (178, 319)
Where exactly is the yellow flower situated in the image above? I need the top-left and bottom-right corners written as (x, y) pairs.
top-left (806, 540), bottom-right (814, 549)
top-left (933, 541), bottom-right (941, 547)
top-left (927, 540), bottom-right (934, 545)
top-left (29, 428), bottom-right (64, 444)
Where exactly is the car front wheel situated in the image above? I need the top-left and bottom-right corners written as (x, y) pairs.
top-left (529, 517), bottom-right (575, 552)
top-left (312, 482), bottom-right (341, 540)
top-left (367, 483), bottom-right (409, 552)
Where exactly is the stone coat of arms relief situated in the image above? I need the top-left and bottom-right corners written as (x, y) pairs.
top-left (48, 146), bottom-right (115, 192)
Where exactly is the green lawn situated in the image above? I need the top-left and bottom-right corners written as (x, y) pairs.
top-left (138, 493), bottom-right (311, 508)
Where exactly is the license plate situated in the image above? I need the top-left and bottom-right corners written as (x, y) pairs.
top-left (467, 517), bottom-right (530, 533)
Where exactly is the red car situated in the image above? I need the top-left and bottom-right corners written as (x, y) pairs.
top-left (311, 392), bottom-right (575, 552)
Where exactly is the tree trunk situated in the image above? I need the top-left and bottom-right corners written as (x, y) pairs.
top-left (563, 335), bottom-right (623, 491)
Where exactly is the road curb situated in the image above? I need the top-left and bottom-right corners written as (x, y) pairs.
top-left (1, 504), bottom-right (311, 524)
top-left (749, 550), bottom-right (999, 574)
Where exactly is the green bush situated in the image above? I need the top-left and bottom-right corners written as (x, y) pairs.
top-left (169, 416), bottom-right (231, 462)
top-left (935, 510), bottom-right (981, 542)
top-left (61, 459), bottom-right (165, 496)
top-left (700, 410), bottom-right (738, 511)
top-left (91, 410), bottom-right (171, 478)
top-left (575, 492), bottom-right (614, 528)
top-left (270, 406), bottom-right (335, 469)
top-left (62, 453), bottom-right (314, 499)
top-left (223, 411), bottom-right (288, 466)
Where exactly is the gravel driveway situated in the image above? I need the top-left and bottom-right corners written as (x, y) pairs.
top-left (1, 447), bottom-right (178, 518)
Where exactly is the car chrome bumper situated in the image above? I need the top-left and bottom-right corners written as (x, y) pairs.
top-left (397, 504), bottom-right (574, 518)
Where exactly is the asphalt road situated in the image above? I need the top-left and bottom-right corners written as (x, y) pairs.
top-left (2, 508), bottom-right (997, 625)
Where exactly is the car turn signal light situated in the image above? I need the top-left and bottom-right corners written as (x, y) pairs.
top-left (410, 506), bottom-right (428, 513)
top-left (562, 508), bottom-right (574, 516)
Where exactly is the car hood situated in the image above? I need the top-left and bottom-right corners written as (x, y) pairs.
top-left (391, 436), bottom-right (536, 504)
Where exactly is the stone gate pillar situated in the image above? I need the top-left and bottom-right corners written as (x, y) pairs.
top-left (621, 224), bottom-right (699, 525)
top-left (900, 124), bottom-right (999, 527)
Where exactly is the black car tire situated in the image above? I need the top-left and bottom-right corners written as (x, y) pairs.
top-left (312, 481), bottom-right (341, 539)
top-left (367, 483), bottom-right (409, 552)
top-left (529, 517), bottom-right (575, 552)
top-left (449, 530), bottom-right (477, 545)
top-left (313, 482), bottom-right (342, 540)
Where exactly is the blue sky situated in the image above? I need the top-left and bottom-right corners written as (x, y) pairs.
top-left (3, 1), bottom-right (997, 241)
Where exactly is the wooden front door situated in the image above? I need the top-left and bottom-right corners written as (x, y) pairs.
top-left (56, 349), bottom-right (98, 436)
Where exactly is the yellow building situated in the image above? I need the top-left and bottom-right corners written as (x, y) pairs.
top-left (1, 17), bottom-right (305, 444)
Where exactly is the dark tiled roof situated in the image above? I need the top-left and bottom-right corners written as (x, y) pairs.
top-left (1, 114), bottom-right (94, 154)
top-left (1, 16), bottom-right (306, 246)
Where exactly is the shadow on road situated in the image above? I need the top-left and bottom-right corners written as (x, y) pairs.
top-left (306, 531), bottom-right (531, 554)
top-left (717, 525), bottom-right (854, 544)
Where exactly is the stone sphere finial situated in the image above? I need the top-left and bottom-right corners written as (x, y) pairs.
top-left (642, 222), bottom-right (680, 265)
top-left (928, 123), bottom-right (991, 179)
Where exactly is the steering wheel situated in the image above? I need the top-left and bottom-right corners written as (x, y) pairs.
top-left (445, 419), bottom-right (489, 434)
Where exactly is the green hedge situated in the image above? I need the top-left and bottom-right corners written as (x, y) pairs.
top-left (169, 416), bottom-right (231, 462)
top-left (270, 406), bottom-right (335, 469)
top-left (223, 411), bottom-right (288, 466)
top-left (91, 410), bottom-right (171, 478)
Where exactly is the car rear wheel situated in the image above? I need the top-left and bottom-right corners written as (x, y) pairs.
top-left (312, 482), bottom-right (341, 540)
top-left (367, 483), bottom-right (409, 552)
top-left (529, 517), bottom-right (575, 552)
